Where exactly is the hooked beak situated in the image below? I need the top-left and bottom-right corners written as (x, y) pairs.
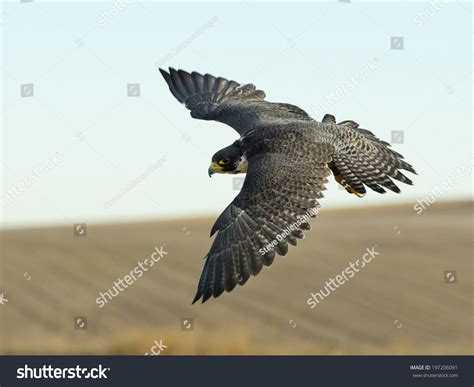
top-left (208, 162), bottom-right (222, 177)
top-left (208, 165), bottom-right (215, 177)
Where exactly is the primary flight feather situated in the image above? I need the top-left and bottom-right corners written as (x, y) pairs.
top-left (159, 68), bottom-right (417, 304)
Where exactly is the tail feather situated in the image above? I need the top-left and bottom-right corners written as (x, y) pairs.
top-left (329, 121), bottom-right (417, 196)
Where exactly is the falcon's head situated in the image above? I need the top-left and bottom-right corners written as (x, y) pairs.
top-left (208, 142), bottom-right (248, 177)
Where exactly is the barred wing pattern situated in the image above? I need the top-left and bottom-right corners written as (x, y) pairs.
top-left (158, 69), bottom-right (417, 304)
top-left (192, 142), bottom-right (333, 303)
top-left (326, 120), bottom-right (416, 196)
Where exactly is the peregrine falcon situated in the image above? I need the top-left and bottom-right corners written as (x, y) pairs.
top-left (159, 68), bottom-right (416, 304)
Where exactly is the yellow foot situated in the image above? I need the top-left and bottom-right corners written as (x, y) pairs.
top-left (334, 174), bottom-right (364, 197)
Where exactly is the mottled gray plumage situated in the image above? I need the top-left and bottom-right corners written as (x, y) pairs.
top-left (159, 68), bottom-right (416, 304)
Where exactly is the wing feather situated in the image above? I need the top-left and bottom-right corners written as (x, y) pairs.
top-left (160, 68), bottom-right (311, 135)
top-left (192, 144), bottom-right (332, 304)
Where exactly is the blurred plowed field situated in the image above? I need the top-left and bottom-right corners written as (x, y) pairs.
top-left (0, 201), bottom-right (472, 354)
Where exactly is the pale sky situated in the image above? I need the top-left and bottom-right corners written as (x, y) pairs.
top-left (1, 1), bottom-right (472, 227)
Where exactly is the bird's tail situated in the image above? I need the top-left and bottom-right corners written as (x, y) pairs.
top-left (159, 68), bottom-right (265, 120)
top-left (326, 119), bottom-right (416, 196)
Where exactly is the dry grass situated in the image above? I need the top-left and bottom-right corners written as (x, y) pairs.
top-left (0, 200), bottom-right (472, 355)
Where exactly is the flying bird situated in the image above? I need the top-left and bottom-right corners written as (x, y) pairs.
top-left (159, 68), bottom-right (416, 304)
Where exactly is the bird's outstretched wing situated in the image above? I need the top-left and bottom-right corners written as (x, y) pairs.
top-left (159, 68), bottom-right (311, 135)
top-left (192, 140), bottom-right (334, 303)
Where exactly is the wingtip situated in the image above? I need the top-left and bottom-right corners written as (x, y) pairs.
top-left (191, 291), bottom-right (202, 305)
top-left (159, 67), bottom-right (180, 78)
top-left (159, 68), bottom-right (171, 84)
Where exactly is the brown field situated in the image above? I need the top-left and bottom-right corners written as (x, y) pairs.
top-left (0, 200), bottom-right (472, 355)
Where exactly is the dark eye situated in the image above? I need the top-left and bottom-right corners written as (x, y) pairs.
top-left (219, 158), bottom-right (230, 165)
